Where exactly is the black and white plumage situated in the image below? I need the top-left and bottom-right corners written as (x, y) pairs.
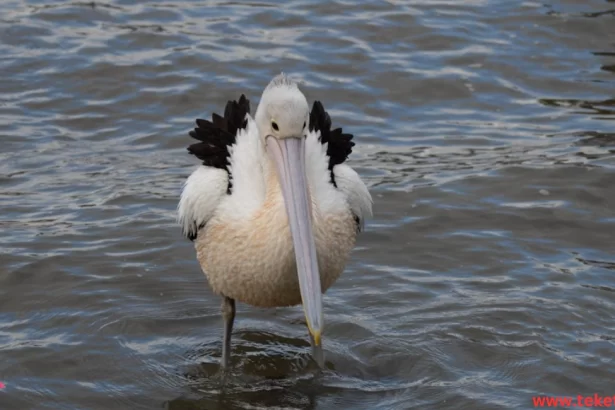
top-left (177, 73), bottom-right (372, 369)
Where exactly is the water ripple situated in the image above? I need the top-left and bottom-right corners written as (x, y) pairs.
top-left (1, 0), bottom-right (615, 408)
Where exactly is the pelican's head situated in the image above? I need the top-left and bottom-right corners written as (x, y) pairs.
top-left (255, 74), bottom-right (324, 366)
top-left (255, 73), bottom-right (310, 140)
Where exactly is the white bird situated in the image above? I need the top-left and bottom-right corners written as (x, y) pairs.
top-left (178, 73), bottom-right (372, 369)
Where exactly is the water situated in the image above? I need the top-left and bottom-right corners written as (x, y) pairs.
top-left (1, 0), bottom-right (614, 409)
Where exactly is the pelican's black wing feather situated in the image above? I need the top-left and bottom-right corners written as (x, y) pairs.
top-left (187, 94), bottom-right (251, 192)
top-left (309, 101), bottom-right (355, 187)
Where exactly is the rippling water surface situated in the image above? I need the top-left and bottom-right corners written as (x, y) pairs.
top-left (1, 0), bottom-right (614, 409)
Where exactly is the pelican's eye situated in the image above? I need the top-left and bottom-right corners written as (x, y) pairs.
top-left (272, 121), bottom-right (279, 131)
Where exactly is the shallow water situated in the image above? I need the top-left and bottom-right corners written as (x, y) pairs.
top-left (1, 0), bottom-right (614, 409)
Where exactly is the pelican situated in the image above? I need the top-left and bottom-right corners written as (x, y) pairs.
top-left (177, 74), bottom-right (372, 368)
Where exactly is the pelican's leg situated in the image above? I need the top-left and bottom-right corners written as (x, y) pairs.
top-left (220, 296), bottom-right (235, 369)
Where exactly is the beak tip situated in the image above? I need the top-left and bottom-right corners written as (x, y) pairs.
top-left (311, 330), bottom-right (322, 347)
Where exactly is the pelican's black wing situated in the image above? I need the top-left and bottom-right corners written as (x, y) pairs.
top-left (187, 94), bottom-right (251, 193)
top-left (308, 101), bottom-right (355, 187)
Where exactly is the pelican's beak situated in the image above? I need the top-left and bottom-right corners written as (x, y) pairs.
top-left (266, 135), bottom-right (324, 367)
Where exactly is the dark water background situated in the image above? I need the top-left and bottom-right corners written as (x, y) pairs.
top-left (1, 0), bottom-right (614, 409)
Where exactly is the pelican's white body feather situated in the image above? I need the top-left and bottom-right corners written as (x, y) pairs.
top-left (177, 166), bottom-right (228, 240)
